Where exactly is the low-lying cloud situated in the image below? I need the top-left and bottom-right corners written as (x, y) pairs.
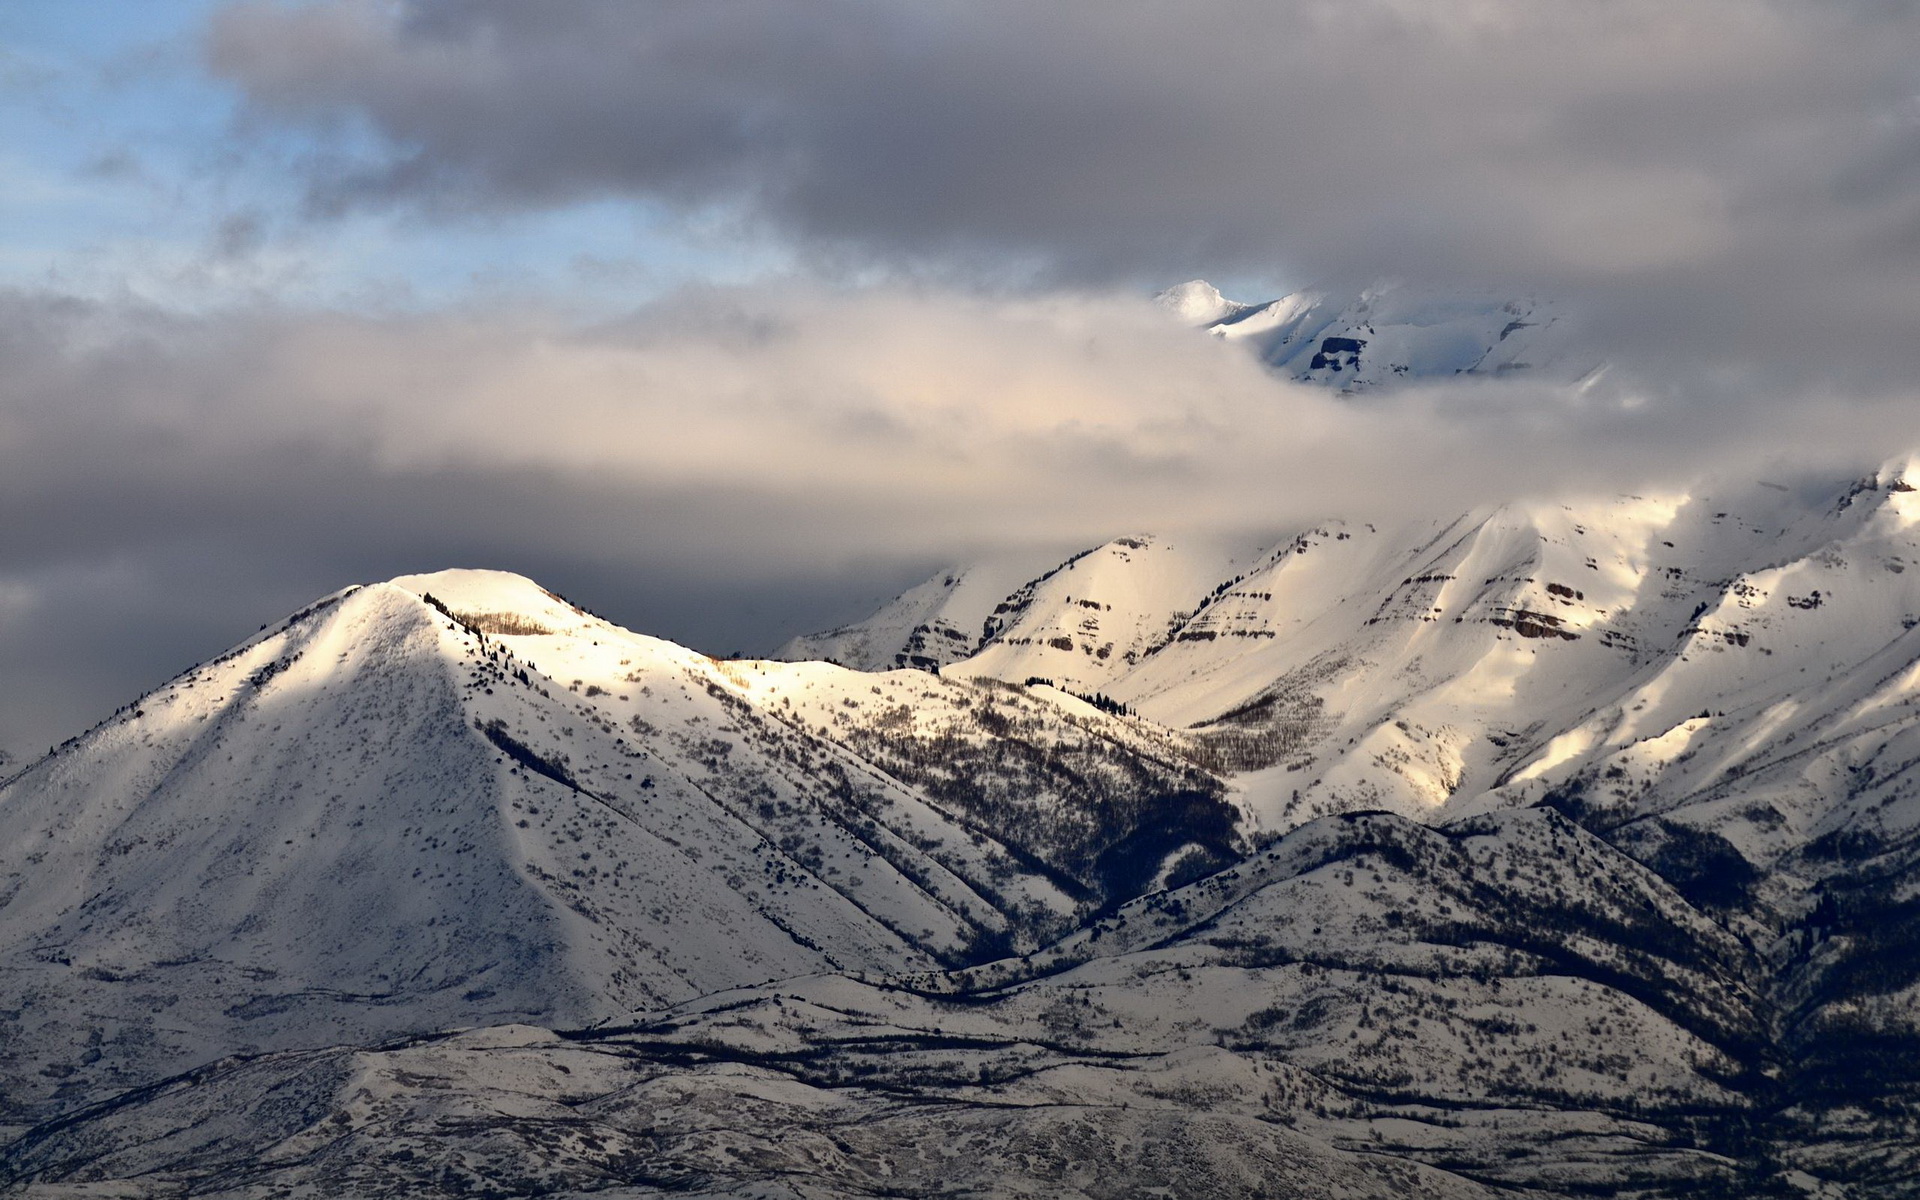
top-left (3, 281), bottom-right (1915, 755)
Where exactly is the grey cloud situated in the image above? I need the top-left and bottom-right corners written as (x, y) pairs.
top-left (212, 211), bottom-right (266, 259)
top-left (202, 2), bottom-right (1920, 376)
top-left (0, 405), bottom-right (951, 758)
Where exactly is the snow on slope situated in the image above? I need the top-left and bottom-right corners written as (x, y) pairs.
top-left (817, 466), bottom-right (1918, 874)
top-left (953, 532), bottom-right (1270, 696)
top-left (771, 549), bottom-right (1063, 671)
top-left (4, 807), bottom-right (1789, 1197)
top-left (1160, 468), bottom-right (1920, 863)
top-left (1155, 277), bottom-right (1257, 326)
top-left (778, 457), bottom-right (1920, 903)
top-left (0, 569), bottom-right (1246, 1122)
top-left (742, 661), bottom-right (1240, 904)
top-left (1108, 496), bottom-right (1745, 826)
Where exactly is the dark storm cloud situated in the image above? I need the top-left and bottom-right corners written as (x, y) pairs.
top-left (204, 0), bottom-right (1920, 377)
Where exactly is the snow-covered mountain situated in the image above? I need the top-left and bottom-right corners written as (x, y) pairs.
top-left (1160, 278), bottom-right (1596, 390)
top-left (12, 465), bottom-right (1920, 1195)
top-left (0, 569), bottom-right (1232, 1126)
top-left (797, 462), bottom-right (1920, 862)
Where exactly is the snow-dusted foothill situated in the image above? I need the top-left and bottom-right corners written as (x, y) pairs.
top-left (1, 805), bottom-right (1882, 1197)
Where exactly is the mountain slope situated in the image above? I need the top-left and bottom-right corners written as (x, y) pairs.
top-left (782, 464), bottom-right (1920, 865)
top-left (953, 532), bottom-right (1269, 696)
top-left (0, 807), bottom-right (1810, 1198)
top-left (771, 549), bottom-right (1065, 671)
top-left (0, 570), bottom-right (1235, 1124)
top-left (1090, 467), bottom-right (1920, 863)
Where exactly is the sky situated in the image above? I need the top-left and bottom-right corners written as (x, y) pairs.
top-left (2, 0), bottom-right (1919, 759)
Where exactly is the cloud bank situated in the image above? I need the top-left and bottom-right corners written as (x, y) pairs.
top-left (204, 0), bottom-right (1920, 386)
top-left (4, 280), bottom-right (1915, 754)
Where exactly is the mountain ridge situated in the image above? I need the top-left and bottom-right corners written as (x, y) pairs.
top-left (784, 461), bottom-right (1920, 862)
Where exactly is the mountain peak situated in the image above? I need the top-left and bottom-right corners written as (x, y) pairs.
top-left (387, 568), bottom-right (600, 638)
top-left (1154, 279), bottom-right (1245, 325)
